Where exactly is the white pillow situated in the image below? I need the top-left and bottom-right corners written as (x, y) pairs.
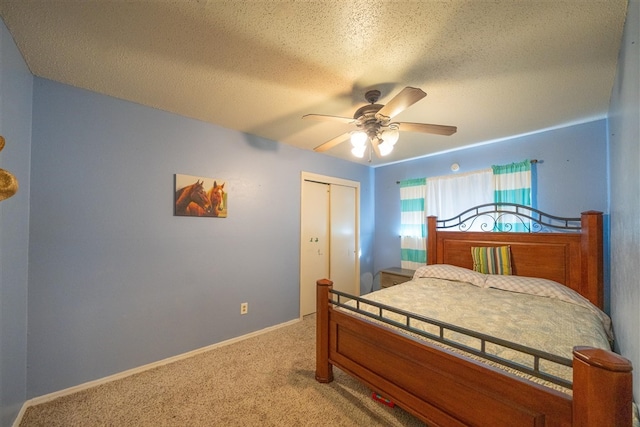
top-left (413, 264), bottom-right (488, 288)
top-left (485, 274), bottom-right (613, 340)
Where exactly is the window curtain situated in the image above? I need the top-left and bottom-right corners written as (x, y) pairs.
top-left (426, 168), bottom-right (493, 222)
top-left (399, 161), bottom-right (532, 268)
top-left (492, 160), bottom-right (532, 231)
top-left (399, 178), bottom-right (427, 269)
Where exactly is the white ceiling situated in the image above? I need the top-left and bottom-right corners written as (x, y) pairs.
top-left (0, 1), bottom-right (628, 166)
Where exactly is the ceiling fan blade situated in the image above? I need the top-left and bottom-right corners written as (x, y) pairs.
top-left (302, 114), bottom-right (354, 124)
top-left (376, 87), bottom-right (427, 120)
top-left (397, 122), bottom-right (457, 136)
top-left (313, 132), bottom-right (351, 152)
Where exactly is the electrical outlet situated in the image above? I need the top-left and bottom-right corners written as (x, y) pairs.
top-left (240, 302), bottom-right (248, 315)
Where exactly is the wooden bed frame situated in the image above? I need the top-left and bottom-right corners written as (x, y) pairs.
top-left (316, 204), bottom-right (633, 426)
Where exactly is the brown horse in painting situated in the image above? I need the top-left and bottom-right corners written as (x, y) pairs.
top-left (207, 181), bottom-right (225, 217)
top-left (175, 180), bottom-right (211, 216)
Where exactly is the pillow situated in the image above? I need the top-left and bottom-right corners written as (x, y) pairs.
top-left (471, 246), bottom-right (512, 275)
top-left (413, 264), bottom-right (488, 288)
top-left (484, 274), bottom-right (613, 341)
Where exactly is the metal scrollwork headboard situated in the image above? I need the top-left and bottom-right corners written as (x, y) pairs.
top-left (435, 203), bottom-right (582, 233)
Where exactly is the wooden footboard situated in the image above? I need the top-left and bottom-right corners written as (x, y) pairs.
top-left (316, 279), bottom-right (633, 427)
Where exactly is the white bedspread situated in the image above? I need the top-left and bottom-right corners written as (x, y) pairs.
top-left (353, 274), bottom-right (612, 388)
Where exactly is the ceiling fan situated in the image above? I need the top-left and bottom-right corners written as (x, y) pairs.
top-left (303, 87), bottom-right (457, 159)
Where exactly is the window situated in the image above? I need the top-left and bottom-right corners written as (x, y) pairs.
top-left (400, 160), bottom-right (532, 269)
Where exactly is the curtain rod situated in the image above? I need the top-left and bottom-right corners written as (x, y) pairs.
top-left (396, 159), bottom-right (540, 184)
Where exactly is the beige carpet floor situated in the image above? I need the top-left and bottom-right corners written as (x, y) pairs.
top-left (20, 314), bottom-right (425, 426)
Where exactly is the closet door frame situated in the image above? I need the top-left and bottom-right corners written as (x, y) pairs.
top-left (300, 172), bottom-right (360, 318)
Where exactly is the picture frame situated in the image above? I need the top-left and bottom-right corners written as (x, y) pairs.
top-left (174, 174), bottom-right (227, 218)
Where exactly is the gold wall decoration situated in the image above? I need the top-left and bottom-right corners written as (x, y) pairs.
top-left (0, 135), bottom-right (18, 201)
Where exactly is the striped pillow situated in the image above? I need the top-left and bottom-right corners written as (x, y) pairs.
top-left (471, 246), bottom-right (512, 275)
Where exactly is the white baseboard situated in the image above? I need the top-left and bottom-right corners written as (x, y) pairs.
top-left (12, 404), bottom-right (28, 427)
top-left (13, 317), bottom-right (301, 426)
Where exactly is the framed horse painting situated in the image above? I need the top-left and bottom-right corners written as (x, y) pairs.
top-left (174, 174), bottom-right (227, 218)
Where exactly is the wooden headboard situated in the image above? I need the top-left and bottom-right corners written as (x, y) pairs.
top-left (426, 204), bottom-right (603, 309)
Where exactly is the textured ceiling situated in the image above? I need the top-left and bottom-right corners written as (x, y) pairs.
top-left (0, 1), bottom-right (628, 166)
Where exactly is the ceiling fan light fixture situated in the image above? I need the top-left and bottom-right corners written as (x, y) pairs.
top-left (378, 140), bottom-right (394, 156)
top-left (351, 144), bottom-right (366, 158)
top-left (380, 125), bottom-right (400, 146)
top-left (350, 130), bottom-right (368, 147)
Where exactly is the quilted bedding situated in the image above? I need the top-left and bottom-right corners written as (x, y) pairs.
top-left (350, 265), bottom-right (613, 391)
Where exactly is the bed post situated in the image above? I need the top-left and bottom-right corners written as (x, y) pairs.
top-left (580, 211), bottom-right (603, 309)
top-left (572, 346), bottom-right (633, 426)
top-left (427, 215), bottom-right (437, 265)
top-left (315, 279), bottom-right (334, 383)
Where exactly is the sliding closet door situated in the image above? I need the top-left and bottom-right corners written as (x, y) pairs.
top-left (329, 184), bottom-right (357, 295)
top-left (300, 173), bottom-right (359, 317)
top-left (300, 180), bottom-right (330, 316)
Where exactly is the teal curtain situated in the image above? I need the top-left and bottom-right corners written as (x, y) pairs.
top-left (400, 178), bottom-right (427, 269)
top-left (492, 160), bottom-right (532, 231)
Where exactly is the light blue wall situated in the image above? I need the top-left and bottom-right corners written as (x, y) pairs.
top-left (27, 78), bottom-right (373, 397)
top-left (0, 20), bottom-right (32, 427)
top-left (1, 3), bottom-right (638, 421)
top-left (609, 0), bottom-right (639, 402)
top-left (373, 119), bottom-right (609, 276)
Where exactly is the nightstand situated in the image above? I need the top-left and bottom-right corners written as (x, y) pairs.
top-left (379, 267), bottom-right (416, 288)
